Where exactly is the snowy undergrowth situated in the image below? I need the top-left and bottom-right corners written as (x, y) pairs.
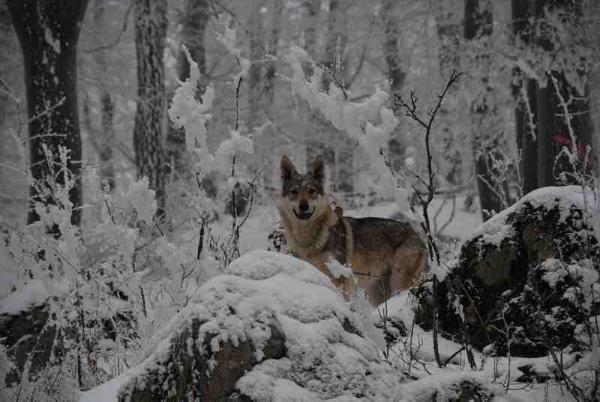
top-left (378, 292), bottom-right (586, 402)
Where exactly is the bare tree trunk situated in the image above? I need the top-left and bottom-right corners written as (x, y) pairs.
top-left (134, 0), bottom-right (167, 218)
top-left (435, 0), bottom-right (462, 76)
top-left (534, 0), bottom-right (593, 187)
top-left (261, 0), bottom-right (283, 192)
top-left (512, 0), bottom-right (538, 194)
top-left (302, 0), bottom-right (322, 169)
top-left (433, 0), bottom-right (465, 189)
top-left (93, 0), bottom-right (115, 190)
top-left (465, 0), bottom-right (508, 221)
top-left (248, 1), bottom-right (264, 130)
top-left (166, 0), bottom-right (210, 178)
top-left (264, 0), bottom-right (283, 107)
top-left (382, 0), bottom-right (407, 173)
top-left (7, 0), bottom-right (88, 227)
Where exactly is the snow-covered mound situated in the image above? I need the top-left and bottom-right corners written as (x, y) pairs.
top-left (415, 185), bottom-right (600, 357)
top-left (81, 250), bottom-right (405, 401)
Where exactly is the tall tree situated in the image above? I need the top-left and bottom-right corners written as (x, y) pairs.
top-left (134, 0), bottom-right (167, 217)
top-left (533, 0), bottom-right (593, 187)
top-left (7, 0), bottom-right (89, 227)
top-left (93, 0), bottom-right (115, 190)
top-left (248, 0), bottom-right (265, 131)
top-left (260, 0), bottom-right (284, 192)
top-left (512, 0), bottom-right (538, 194)
top-left (465, 0), bottom-right (509, 221)
top-left (382, 0), bottom-right (407, 173)
top-left (166, 0), bottom-right (210, 178)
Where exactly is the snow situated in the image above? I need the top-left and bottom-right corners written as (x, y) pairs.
top-left (168, 45), bottom-right (214, 154)
top-left (285, 46), bottom-right (398, 176)
top-left (81, 250), bottom-right (404, 401)
top-left (44, 27), bottom-right (61, 54)
top-left (470, 185), bottom-right (599, 246)
top-left (326, 257), bottom-right (352, 279)
top-left (0, 279), bottom-right (50, 315)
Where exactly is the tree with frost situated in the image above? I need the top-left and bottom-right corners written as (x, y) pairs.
top-left (7, 0), bottom-right (89, 228)
top-left (464, 0), bottom-right (511, 221)
top-left (133, 0), bottom-right (167, 218)
top-left (89, 0), bottom-right (116, 190)
top-left (166, 0), bottom-right (211, 178)
top-left (512, 0), bottom-right (538, 194)
top-left (531, 0), bottom-right (594, 187)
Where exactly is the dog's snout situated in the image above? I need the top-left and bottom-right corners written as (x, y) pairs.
top-left (299, 200), bottom-right (309, 211)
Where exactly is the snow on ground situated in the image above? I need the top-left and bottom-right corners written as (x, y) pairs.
top-left (377, 292), bottom-right (582, 402)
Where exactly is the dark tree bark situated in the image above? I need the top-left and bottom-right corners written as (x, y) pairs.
top-left (534, 0), bottom-right (593, 187)
top-left (7, 0), bottom-right (89, 227)
top-left (465, 0), bottom-right (509, 221)
top-left (134, 0), bottom-right (167, 218)
top-left (166, 0), bottom-right (210, 178)
top-left (264, 0), bottom-right (283, 107)
top-left (512, 0), bottom-right (538, 194)
top-left (93, 0), bottom-right (115, 190)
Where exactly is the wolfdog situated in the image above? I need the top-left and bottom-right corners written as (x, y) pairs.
top-left (279, 155), bottom-right (427, 305)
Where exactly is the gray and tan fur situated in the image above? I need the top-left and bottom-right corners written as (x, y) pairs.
top-left (279, 155), bottom-right (427, 305)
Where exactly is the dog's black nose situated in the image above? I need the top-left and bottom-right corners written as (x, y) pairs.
top-left (299, 201), bottom-right (309, 211)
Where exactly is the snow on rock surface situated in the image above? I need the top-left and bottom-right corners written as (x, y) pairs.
top-left (81, 250), bottom-right (405, 401)
top-left (414, 185), bottom-right (600, 357)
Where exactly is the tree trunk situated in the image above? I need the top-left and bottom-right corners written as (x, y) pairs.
top-left (134, 0), bottom-right (167, 218)
top-left (166, 0), bottom-right (210, 178)
top-left (264, 0), bottom-right (283, 107)
top-left (7, 0), bottom-right (88, 227)
top-left (302, 0), bottom-right (321, 169)
top-left (93, 0), bottom-right (115, 190)
top-left (465, 0), bottom-right (508, 221)
top-left (512, 0), bottom-right (538, 194)
top-left (534, 0), bottom-right (593, 187)
top-left (261, 0), bottom-right (283, 192)
top-left (247, 1), bottom-right (264, 130)
top-left (382, 0), bottom-right (407, 173)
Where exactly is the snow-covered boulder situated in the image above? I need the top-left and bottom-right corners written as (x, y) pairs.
top-left (82, 250), bottom-right (405, 401)
top-left (0, 301), bottom-right (53, 385)
top-left (415, 186), bottom-right (600, 357)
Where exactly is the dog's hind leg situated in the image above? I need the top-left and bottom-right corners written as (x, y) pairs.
top-left (391, 246), bottom-right (427, 293)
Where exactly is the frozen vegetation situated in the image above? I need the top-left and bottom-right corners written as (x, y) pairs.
top-left (1, 1), bottom-right (600, 401)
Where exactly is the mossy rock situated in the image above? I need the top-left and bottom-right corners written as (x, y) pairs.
top-left (415, 187), bottom-right (600, 357)
top-left (124, 318), bottom-right (286, 402)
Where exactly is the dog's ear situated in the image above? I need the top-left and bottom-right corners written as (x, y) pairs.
top-left (311, 156), bottom-right (325, 182)
top-left (280, 155), bottom-right (297, 182)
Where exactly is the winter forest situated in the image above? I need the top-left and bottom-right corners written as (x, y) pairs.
top-left (1, 0), bottom-right (600, 400)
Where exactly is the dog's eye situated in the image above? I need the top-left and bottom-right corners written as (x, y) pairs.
top-left (290, 189), bottom-right (299, 196)
top-left (308, 189), bottom-right (316, 196)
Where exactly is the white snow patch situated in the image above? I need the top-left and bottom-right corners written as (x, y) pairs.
top-left (44, 27), bottom-right (61, 54)
top-left (0, 280), bottom-right (50, 315)
top-left (325, 257), bottom-right (352, 279)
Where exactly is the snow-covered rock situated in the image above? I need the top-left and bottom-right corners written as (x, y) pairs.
top-left (0, 302), bottom-right (53, 385)
top-left (415, 186), bottom-right (600, 357)
top-left (81, 250), bottom-right (405, 401)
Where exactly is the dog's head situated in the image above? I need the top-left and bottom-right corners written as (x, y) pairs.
top-left (280, 155), bottom-right (327, 221)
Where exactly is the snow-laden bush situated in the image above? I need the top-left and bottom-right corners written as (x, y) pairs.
top-left (0, 151), bottom-right (222, 401)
